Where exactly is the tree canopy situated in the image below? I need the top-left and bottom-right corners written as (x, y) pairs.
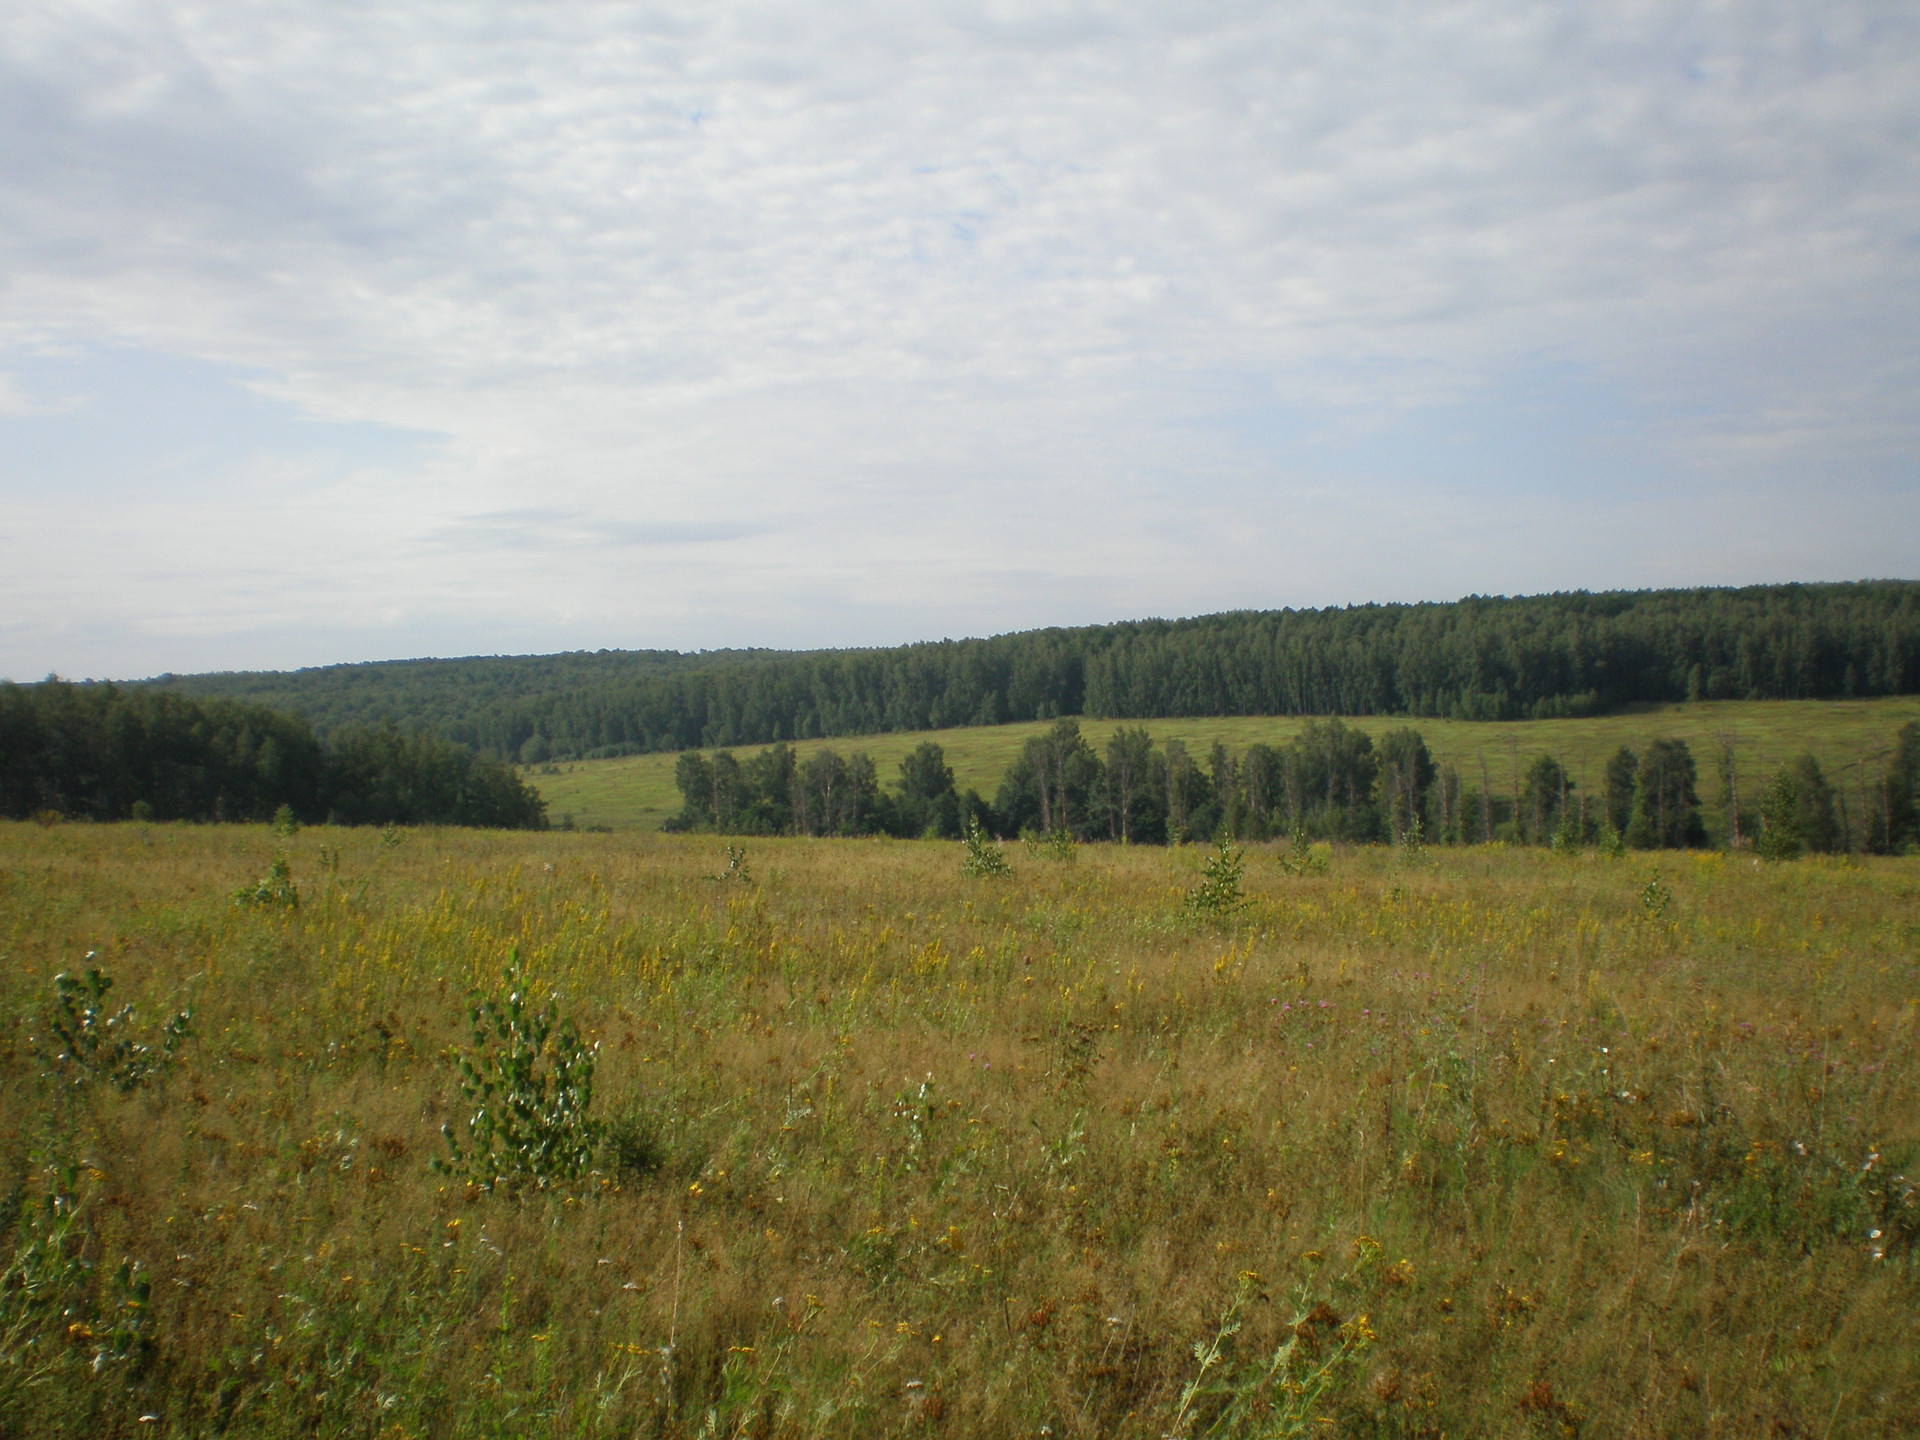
top-left (0, 681), bottom-right (544, 828)
top-left (126, 582), bottom-right (1920, 760)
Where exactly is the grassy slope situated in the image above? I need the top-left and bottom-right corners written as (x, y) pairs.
top-left (1, 823), bottom-right (1915, 1437)
top-left (523, 695), bottom-right (1920, 832)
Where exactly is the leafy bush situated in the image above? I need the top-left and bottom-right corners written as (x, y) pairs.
top-left (232, 854), bottom-right (299, 909)
top-left (1023, 827), bottom-right (1077, 863)
top-left (960, 816), bottom-right (1011, 878)
top-left (1185, 838), bottom-right (1250, 921)
top-left (36, 960), bottom-right (191, 1093)
top-left (435, 953), bottom-right (604, 1191)
top-left (1276, 829), bottom-right (1328, 876)
top-left (706, 844), bottom-right (753, 884)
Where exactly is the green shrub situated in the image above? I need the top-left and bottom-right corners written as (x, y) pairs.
top-left (232, 854), bottom-right (299, 909)
top-left (706, 844), bottom-right (753, 884)
top-left (961, 816), bottom-right (1011, 878)
top-left (36, 960), bottom-right (191, 1094)
top-left (602, 1112), bottom-right (668, 1182)
top-left (1185, 838), bottom-right (1250, 922)
top-left (434, 953), bottom-right (604, 1191)
top-left (1276, 829), bottom-right (1328, 876)
top-left (1023, 827), bottom-right (1078, 863)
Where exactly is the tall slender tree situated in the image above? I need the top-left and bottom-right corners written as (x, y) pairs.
top-left (1628, 739), bottom-right (1705, 849)
top-left (1603, 746), bottom-right (1639, 835)
top-left (1105, 727), bottom-right (1154, 843)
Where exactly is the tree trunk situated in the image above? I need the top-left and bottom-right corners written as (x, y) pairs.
top-left (1508, 737), bottom-right (1520, 841)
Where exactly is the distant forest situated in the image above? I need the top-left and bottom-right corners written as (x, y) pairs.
top-left (0, 681), bottom-right (546, 828)
top-left (129, 583), bottom-right (1920, 761)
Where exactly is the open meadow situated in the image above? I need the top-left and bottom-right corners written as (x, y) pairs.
top-left (520, 697), bottom-right (1920, 834)
top-left (1, 821), bottom-right (1916, 1437)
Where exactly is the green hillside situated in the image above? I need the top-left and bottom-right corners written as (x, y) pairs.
top-left (524, 695), bottom-right (1920, 836)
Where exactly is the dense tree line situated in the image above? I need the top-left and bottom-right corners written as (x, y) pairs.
top-left (670, 718), bottom-right (1920, 855)
top-left (137, 648), bottom-right (748, 745)
top-left (666, 741), bottom-right (989, 840)
top-left (129, 583), bottom-right (1920, 760)
top-left (0, 681), bottom-right (545, 828)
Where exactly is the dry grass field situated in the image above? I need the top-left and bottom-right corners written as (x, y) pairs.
top-left (520, 697), bottom-right (1920, 834)
top-left (2, 820), bottom-right (1917, 1437)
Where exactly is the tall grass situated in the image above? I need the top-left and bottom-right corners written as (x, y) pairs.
top-left (1, 821), bottom-right (1915, 1436)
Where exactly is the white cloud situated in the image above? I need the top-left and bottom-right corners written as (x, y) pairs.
top-left (2, 1), bottom-right (1917, 677)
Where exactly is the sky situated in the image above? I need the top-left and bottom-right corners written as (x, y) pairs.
top-left (3, 2), bottom-right (1917, 681)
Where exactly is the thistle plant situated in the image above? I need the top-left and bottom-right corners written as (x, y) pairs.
top-left (435, 952), bottom-right (604, 1191)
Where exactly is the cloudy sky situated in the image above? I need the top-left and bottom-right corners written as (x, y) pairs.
top-left (3, 2), bottom-right (1917, 680)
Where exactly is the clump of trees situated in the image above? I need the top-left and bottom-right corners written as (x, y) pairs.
top-left (666, 741), bottom-right (990, 839)
top-left (1623, 740), bottom-right (1709, 850)
top-left (1723, 720), bottom-right (1918, 858)
top-left (0, 681), bottom-right (545, 828)
top-left (1892, 722), bottom-right (1920, 847)
top-left (667, 717), bottom-right (1920, 855)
